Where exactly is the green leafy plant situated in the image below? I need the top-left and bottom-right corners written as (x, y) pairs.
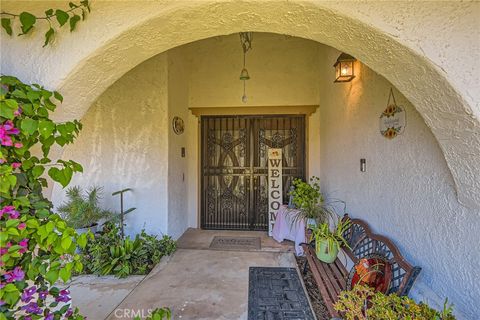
top-left (1, 76), bottom-right (87, 319)
top-left (311, 218), bottom-right (351, 255)
top-left (334, 284), bottom-right (456, 320)
top-left (1, 1), bottom-right (91, 47)
top-left (134, 308), bottom-right (172, 320)
top-left (289, 176), bottom-right (340, 225)
top-left (80, 222), bottom-right (176, 278)
top-left (57, 186), bottom-right (115, 229)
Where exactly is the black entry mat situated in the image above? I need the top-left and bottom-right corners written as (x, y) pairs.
top-left (209, 236), bottom-right (261, 251)
top-left (248, 267), bottom-right (315, 320)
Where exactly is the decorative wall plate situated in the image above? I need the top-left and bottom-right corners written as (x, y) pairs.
top-left (172, 116), bottom-right (184, 135)
top-left (379, 89), bottom-right (406, 139)
top-left (347, 253), bottom-right (392, 293)
top-left (379, 104), bottom-right (406, 139)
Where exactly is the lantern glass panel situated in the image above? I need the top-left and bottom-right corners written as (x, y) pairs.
top-left (335, 60), bottom-right (355, 82)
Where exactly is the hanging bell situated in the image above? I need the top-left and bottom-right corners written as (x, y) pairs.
top-left (239, 68), bottom-right (250, 80)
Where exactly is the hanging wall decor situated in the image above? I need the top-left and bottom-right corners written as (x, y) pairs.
top-left (379, 88), bottom-right (406, 139)
top-left (239, 32), bottom-right (253, 103)
top-left (172, 116), bottom-right (184, 135)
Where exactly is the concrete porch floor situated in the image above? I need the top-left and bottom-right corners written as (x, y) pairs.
top-left (69, 228), bottom-right (298, 320)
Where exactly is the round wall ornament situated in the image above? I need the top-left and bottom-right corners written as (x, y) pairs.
top-left (379, 89), bottom-right (406, 139)
top-left (172, 116), bottom-right (184, 135)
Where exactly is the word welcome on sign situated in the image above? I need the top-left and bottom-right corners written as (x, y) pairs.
top-left (268, 148), bottom-right (282, 236)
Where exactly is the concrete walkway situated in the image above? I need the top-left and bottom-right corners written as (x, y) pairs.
top-left (70, 229), bottom-right (297, 320)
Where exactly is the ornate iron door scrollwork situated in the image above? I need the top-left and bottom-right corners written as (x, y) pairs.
top-left (201, 115), bottom-right (305, 230)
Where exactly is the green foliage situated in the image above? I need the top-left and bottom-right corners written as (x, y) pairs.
top-left (1, 76), bottom-right (86, 319)
top-left (0, 1), bottom-right (91, 47)
top-left (57, 186), bottom-right (115, 229)
top-left (334, 285), bottom-right (456, 320)
top-left (289, 176), bottom-right (338, 225)
top-left (134, 308), bottom-right (172, 320)
top-left (80, 222), bottom-right (177, 278)
top-left (311, 217), bottom-right (351, 254)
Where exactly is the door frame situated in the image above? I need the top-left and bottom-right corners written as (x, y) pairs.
top-left (191, 105), bottom-right (319, 230)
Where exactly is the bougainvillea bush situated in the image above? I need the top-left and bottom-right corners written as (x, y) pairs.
top-left (0, 75), bottom-right (88, 320)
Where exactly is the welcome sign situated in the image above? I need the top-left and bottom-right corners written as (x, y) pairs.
top-left (268, 148), bottom-right (282, 236)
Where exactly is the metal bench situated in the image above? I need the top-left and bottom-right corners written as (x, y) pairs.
top-left (301, 214), bottom-right (422, 318)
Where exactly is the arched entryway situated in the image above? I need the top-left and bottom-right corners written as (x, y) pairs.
top-left (2, 0), bottom-right (477, 208)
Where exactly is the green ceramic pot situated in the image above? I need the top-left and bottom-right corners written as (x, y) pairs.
top-left (316, 238), bottom-right (339, 263)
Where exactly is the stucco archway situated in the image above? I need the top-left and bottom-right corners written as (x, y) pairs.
top-left (1, 1), bottom-right (479, 209)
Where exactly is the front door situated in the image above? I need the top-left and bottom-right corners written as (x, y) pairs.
top-left (201, 115), bottom-right (305, 230)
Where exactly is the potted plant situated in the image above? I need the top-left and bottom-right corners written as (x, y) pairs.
top-left (289, 176), bottom-right (334, 227)
top-left (334, 284), bottom-right (455, 320)
top-left (57, 186), bottom-right (114, 234)
top-left (311, 217), bottom-right (351, 263)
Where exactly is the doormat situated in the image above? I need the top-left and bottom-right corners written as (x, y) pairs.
top-left (248, 267), bottom-right (315, 320)
top-left (209, 236), bottom-right (261, 251)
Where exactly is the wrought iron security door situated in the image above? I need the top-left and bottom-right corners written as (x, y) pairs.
top-left (201, 115), bottom-right (305, 230)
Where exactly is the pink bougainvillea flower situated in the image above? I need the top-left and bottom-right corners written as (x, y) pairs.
top-left (65, 308), bottom-right (73, 318)
top-left (19, 238), bottom-right (29, 253)
top-left (0, 206), bottom-right (20, 219)
top-left (0, 247), bottom-right (7, 255)
top-left (14, 142), bottom-right (23, 148)
top-left (21, 286), bottom-right (37, 303)
top-left (11, 162), bottom-right (21, 169)
top-left (55, 289), bottom-right (71, 303)
top-left (0, 120), bottom-right (20, 147)
top-left (9, 211), bottom-right (20, 219)
top-left (21, 301), bottom-right (42, 314)
top-left (4, 266), bottom-right (25, 282)
top-left (0, 205), bottom-right (14, 218)
top-left (18, 222), bottom-right (26, 230)
top-left (14, 107), bottom-right (22, 116)
top-left (38, 290), bottom-right (48, 300)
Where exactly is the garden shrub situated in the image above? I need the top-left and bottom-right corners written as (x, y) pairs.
top-left (334, 284), bottom-right (455, 320)
top-left (80, 222), bottom-right (176, 278)
top-left (57, 186), bottom-right (114, 229)
top-left (1, 75), bottom-right (87, 319)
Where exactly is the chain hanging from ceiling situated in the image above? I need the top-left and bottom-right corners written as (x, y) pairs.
top-left (239, 32), bottom-right (253, 103)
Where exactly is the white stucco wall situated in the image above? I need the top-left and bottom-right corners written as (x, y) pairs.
top-left (52, 54), bottom-right (170, 236)
top-left (181, 33), bottom-right (322, 226)
top-left (167, 48), bottom-right (190, 239)
top-left (52, 33), bottom-right (323, 237)
top-left (318, 45), bottom-right (479, 319)
top-left (1, 1), bottom-right (478, 210)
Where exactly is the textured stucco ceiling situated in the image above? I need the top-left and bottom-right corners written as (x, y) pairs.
top-left (1, 0), bottom-right (479, 209)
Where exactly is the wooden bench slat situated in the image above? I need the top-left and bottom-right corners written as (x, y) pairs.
top-left (304, 245), bottom-right (340, 317)
top-left (334, 257), bottom-right (349, 279)
top-left (329, 259), bottom-right (347, 290)
top-left (317, 259), bottom-right (343, 295)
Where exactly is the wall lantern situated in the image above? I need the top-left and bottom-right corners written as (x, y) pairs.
top-left (334, 53), bottom-right (356, 83)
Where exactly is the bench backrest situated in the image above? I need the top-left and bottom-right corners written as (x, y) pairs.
top-left (341, 214), bottom-right (421, 296)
